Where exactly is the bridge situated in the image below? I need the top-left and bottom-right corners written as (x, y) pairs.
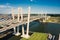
top-left (0, 7), bottom-right (49, 38)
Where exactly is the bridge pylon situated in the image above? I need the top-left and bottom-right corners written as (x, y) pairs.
top-left (14, 26), bottom-right (20, 36)
top-left (21, 6), bottom-right (31, 39)
top-left (12, 8), bottom-right (15, 20)
top-left (21, 25), bottom-right (26, 37)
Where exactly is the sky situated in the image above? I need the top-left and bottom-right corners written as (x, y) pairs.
top-left (0, 0), bottom-right (60, 14)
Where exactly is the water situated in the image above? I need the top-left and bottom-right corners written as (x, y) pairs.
top-left (1, 20), bottom-right (60, 40)
top-left (30, 20), bottom-right (60, 40)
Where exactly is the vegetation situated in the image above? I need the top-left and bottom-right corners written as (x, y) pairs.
top-left (47, 14), bottom-right (60, 17)
top-left (8, 32), bottom-right (48, 40)
top-left (8, 35), bottom-right (21, 40)
top-left (46, 17), bottom-right (60, 23)
top-left (21, 32), bottom-right (48, 40)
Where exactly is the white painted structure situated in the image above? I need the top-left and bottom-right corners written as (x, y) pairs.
top-left (12, 8), bottom-right (15, 20)
top-left (43, 13), bottom-right (47, 22)
top-left (21, 25), bottom-right (25, 37)
top-left (14, 26), bottom-right (20, 36)
top-left (13, 7), bottom-right (23, 36)
top-left (12, 7), bottom-right (31, 38)
top-left (18, 8), bottom-right (20, 22)
top-left (0, 6), bottom-right (48, 39)
top-left (25, 6), bottom-right (31, 38)
top-left (21, 7), bottom-right (31, 38)
top-left (59, 34), bottom-right (60, 40)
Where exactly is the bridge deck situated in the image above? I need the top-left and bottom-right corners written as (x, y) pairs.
top-left (0, 16), bottom-right (42, 33)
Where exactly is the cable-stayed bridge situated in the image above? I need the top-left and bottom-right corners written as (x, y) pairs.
top-left (0, 7), bottom-right (49, 38)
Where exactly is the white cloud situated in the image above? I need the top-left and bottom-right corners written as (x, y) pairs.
top-left (0, 5), bottom-right (12, 8)
top-left (0, 5), bottom-right (7, 8)
top-left (0, 3), bottom-right (60, 14)
top-left (0, 5), bottom-right (22, 14)
top-left (0, 4), bottom-right (28, 14)
top-left (0, 4), bottom-right (13, 14)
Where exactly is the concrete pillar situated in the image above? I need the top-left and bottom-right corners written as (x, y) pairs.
top-left (21, 25), bottom-right (25, 37)
top-left (26, 6), bottom-right (31, 38)
top-left (45, 13), bottom-right (47, 21)
top-left (20, 8), bottom-right (23, 21)
top-left (13, 27), bottom-right (20, 36)
top-left (26, 6), bottom-right (30, 35)
top-left (21, 6), bottom-right (30, 39)
top-left (22, 25), bottom-right (24, 35)
top-left (18, 7), bottom-right (23, 22)
top-left (53, 35), bottom-right (55, 40)
top-left (15, 26), bottom-right (20, 36)
top-left (17, 26), bottom-right (19, 33)
top-left (42, 13), bottom-right (47, 22)
top-left (13, 27), bottom-right (16, 35)
top-left (12, 8), bottom-right (14, 20)
top-left (59, 34), bottom-right (60, 40)
top-left (18, 8), bottom-right (20, 22)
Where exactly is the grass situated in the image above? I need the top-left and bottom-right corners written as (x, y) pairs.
top-left (21, 32), bottom-right (48, 40)
top-left (8, 35), bottom-right (22, 40)
top-left (8, 32), bottom-right (48, 40)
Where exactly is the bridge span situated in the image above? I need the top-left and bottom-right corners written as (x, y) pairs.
top-left (0, 16), bottom-right (44, 33)
top-left (0, 7), bottom-right (48, 39)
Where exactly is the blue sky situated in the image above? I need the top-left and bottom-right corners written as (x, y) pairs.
top-left (0, 0), bottom-right (60, 14)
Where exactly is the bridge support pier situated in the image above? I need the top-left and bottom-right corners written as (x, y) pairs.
top-left (13, 27), bottom-right (16, 35)
top-left (43, 19), bottom-right (46, 22)
top-left (12, 8), bottom-right (15, 20)
top-left (42, 14), bottom-right (47, 22)
top-left (21, 24), bottom-right (30, 39)
top-left (15, 26), bottom-right (20, 36)
top-left (21, 25), bottom-right (26, 37)
top-left (59, 34), bottom-right (60, 40)
top-left (23, 7), bottom-right (30, 39)
top-left (13, 26), bottom-right (20, 36)
top-left (21, 7), bottom-right (30, 39)
top-left (21, 24), bottom-right (30, 38)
